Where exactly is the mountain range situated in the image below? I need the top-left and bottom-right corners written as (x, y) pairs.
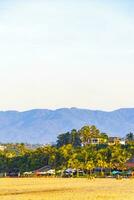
top-left (0, 107), bottom-right (134, 144)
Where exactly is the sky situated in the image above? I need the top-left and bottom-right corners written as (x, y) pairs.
top-left (0, 0), bottom-right (134, 111)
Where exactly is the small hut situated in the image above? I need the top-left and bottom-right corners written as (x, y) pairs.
top-left (126, 158), bottom-right (134, 168)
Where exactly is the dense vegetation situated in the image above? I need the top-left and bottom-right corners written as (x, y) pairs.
top-left (0, 125), bottom-right (134, 174)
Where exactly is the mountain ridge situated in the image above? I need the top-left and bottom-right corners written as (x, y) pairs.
top-left (0, 107), bottom-right (134, 144)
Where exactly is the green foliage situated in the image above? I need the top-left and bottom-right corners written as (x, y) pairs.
top-left (0, 125), bottom-right (133, 174)
top-left (126, 132), bottom-right (134, 141)
top-left (126, 132), bottom-right (134, 145)
top-left (79, 125), bottom-right (101, 145)
top-left (56, 129), bottom-right (81, 147)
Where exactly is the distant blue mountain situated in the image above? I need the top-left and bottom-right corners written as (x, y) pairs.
top-left (0, 108), bottom-right (134, 144)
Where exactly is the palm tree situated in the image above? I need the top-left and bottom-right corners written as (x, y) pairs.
top-left (85, 160), bottom-right (95, 176)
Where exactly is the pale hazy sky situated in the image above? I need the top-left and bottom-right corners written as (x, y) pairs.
top-left (0, 0), bottom-right (134, 111)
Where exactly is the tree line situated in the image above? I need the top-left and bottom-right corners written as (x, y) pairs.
top-left (0, 125), bottom-right (134, 174)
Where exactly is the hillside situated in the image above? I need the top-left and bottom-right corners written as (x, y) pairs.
top-left (0, 108), bottom-right (134, 144)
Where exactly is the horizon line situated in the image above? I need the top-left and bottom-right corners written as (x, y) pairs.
top-left (0, 106), bottom-right (134, 113)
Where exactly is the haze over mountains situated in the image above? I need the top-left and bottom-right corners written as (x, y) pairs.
top-left (0, 108), bottom-right (134, 144)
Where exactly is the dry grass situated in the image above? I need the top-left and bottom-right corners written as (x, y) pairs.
top-left (0, 178), bottom-right (134, 200)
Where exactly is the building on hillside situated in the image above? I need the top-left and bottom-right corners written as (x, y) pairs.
top-left (90, 138), bottom-right (100, 145)
top-left (0, 145), bottom-right (6, 151)
top-left (108, 137), bottom-right (121, 145)
top-left (81, 137), bottom-right (101, 146)
top-left (120, 138), bottom-right (126, 145)
top-left (108, 137), bottom-right (126, 145)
